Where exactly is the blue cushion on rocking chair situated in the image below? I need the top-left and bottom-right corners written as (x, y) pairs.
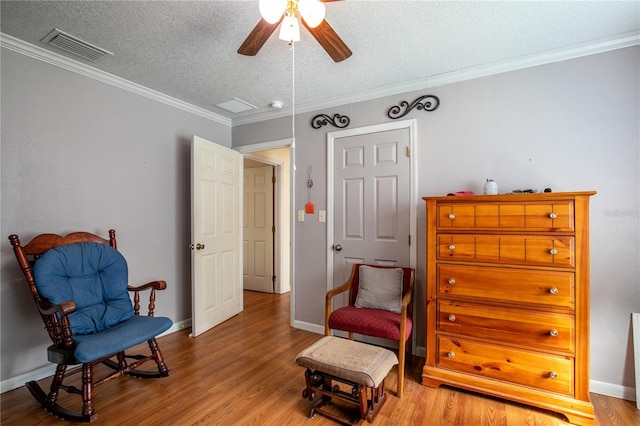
top-left (33, 242), bottom-right (172, 363)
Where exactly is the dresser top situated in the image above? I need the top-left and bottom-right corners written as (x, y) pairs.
top-left (423, 191), bottom-right (597, 202)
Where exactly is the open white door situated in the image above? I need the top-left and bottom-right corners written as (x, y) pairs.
top-left (191, 135), bottom-right (243, 337)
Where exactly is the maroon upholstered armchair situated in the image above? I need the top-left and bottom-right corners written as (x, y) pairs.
top-left (325, 263), bottom-right (415, 397)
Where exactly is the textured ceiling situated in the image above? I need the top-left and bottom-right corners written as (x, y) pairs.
top-left (1, 1), bottom-right (639, 125)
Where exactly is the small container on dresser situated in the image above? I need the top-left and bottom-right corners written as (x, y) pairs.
top-left (422, 191), bottom-right (596, 425)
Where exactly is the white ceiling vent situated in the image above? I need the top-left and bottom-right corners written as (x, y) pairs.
top-left (41, 29), bottom-right (112, 62)
top-left (216, 98), bottom-right (258, 114)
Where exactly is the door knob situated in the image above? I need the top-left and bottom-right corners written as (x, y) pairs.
top-left (196, 243), bottom-right (205, 250)
top-left (334, 244), bottom-right (342, 251)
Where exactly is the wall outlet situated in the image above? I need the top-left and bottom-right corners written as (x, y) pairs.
top-left (319, 210), bottom-right (326, 222)
top-left (297, 210), bottom-right (305, 222)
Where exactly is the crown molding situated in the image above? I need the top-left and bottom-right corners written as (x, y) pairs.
top-left (232, 31), bottom-right (640, 127)
top-left (0, 33), bottom-right (231, 127)
top-left (2, 31), bottom-right (637, 129)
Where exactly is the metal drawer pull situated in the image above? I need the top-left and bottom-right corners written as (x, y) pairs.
top-left (549, 248), bottom-right (558, 255)
top-left (447, 352), bottom-right (455, 358)
top-left (448, 245), bottom-right (455, 250)
top-left (549, 371), bottom-right (558, 379)
top-left (549, 329), bottom-right (558, 337)
top-left (448, 213), bottom-right (456, 220)
top-left (448, 314), bottom-right (456, 322)
top-left (549, 287), bottom-right (558, 295)
top-left (448, 278), bottom-right (456, 285)
top-left (549, 212), bottom-right (557, 219)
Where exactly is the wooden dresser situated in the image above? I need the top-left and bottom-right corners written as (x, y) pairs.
top-left (422, 191), bottom-right (596, 425)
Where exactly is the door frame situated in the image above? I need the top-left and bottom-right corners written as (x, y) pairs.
top-left (235, 138), bottom-right (294, 308)
top-left (326, 119), bottom-right (418, 293)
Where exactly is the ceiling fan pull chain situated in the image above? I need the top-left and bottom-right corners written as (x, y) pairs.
top-left (291, 42), bottom-right (296, 147)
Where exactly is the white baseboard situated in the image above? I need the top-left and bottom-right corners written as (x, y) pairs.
top-left (590, 379), bottom-right (637, 402)
top-left (0, 364), bottom-right (57, 394)
top-left (290, 319), bottom-right (324, 335)
top-left (160, 318), bottom-right (191, 337)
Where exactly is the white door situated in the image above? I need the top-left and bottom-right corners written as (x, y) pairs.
top-left (191, 135), bottom-right (243, 337)
top-left (243, 165), bottom-right (274, 292)
top-left (328, 121), bottom-right (416, 296)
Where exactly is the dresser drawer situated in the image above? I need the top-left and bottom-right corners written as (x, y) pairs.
top-left (437, 201), bottom-right (574, 231)
top-left (437, 234), bottom-right (575, 267)
top-left (437, 264), bottom-right (575, 309)
top-left (437, 300), bottom-right (575, 353)
top-left (437, 336), bottom-right (574, 395)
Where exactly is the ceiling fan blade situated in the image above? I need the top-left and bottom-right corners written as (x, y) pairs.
top-left (302, 19), bottom-right (352, 62)
top-left (238, 17), bottom-right (282, 56)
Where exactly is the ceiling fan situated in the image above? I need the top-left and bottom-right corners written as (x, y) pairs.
top-left (238, 0), bottom-right (352, 63)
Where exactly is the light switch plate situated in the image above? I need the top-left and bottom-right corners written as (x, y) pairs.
top-left (297, 210), bottom-right (305, 222)
top-left (319, 210), bottom-right (326, 222)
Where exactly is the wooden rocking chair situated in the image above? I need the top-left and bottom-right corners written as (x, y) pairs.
top-left (8, 229), bottom-right (172, 422)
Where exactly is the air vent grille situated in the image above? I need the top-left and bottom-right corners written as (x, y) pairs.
top-left (41, 29), bottom-right (112, 62)
top-left (216, 98), bottom-right (258, 114)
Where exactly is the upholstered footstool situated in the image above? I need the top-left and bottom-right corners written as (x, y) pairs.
top-left (295, 336), bottom-right (398, 425)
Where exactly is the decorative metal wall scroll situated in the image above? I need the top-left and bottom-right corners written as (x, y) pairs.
top-left (387, 95), bottom-right (440, 119)
top-left (311, 113), bottom-right (350, 129)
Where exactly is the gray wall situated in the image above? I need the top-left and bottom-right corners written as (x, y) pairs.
top-left (1, 41), bottom-right (638, 401)
top-left (233, 46), bottom-right (640, 399)
top-left (0, 48), bottom-right (230, 383)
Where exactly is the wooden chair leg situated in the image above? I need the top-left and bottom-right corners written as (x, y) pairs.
top-left (397, 338), bottom-right (405, 398)
top-left (48, 363), bottom-right (66, 404)
top-left (81, 363), bottom-right (96, 419)
top-left (148, 338), bottom-right (170, 376)
top-left (116, 351), bottom-right (127, 370)
top-left (25, 363), bottom-right (98, 422)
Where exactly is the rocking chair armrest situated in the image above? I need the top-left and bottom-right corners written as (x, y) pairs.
top-left (128, 280), bottom-right (167, 317)
top-left (36, 299), bottom-right (76, 350)
top-left (37, 299), bottom-right (76, 317)
top-left (127, 280), bottom-right (167, 292)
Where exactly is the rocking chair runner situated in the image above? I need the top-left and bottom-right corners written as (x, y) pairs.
top-left (8, 229), bottom-right (172, 422)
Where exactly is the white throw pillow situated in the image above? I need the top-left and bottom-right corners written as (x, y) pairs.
top-left (354, 265), bottom-right (404, 314)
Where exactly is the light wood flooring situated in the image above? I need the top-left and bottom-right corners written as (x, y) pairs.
top-left (1, 291), bottom-right (638, 425)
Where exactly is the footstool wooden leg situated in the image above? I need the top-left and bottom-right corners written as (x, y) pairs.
top-left (303, 369), bottom-right (318, 400)
top-left (309, 396), bottom-right (331, 420)
top-left (296, 337), bottom-right (398, 425)
top-left (358, 386), bottom-right (368, 420)
top-left (365, 381), bottom-right (388, 423)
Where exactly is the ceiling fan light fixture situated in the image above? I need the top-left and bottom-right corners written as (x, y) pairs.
top-left (299, 0), bottom-right (325, 28)
top-left (279, 15), bottom-right (301, 42)
top-left (259, 0), bottom-right (287, 24)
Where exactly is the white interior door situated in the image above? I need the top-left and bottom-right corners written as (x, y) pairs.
top-left (191, 135), bottom-right (243, 337)
top-left (243, 165), bottom-right (274, 292)
top-left (328, 121), bottom-right (417, 299)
